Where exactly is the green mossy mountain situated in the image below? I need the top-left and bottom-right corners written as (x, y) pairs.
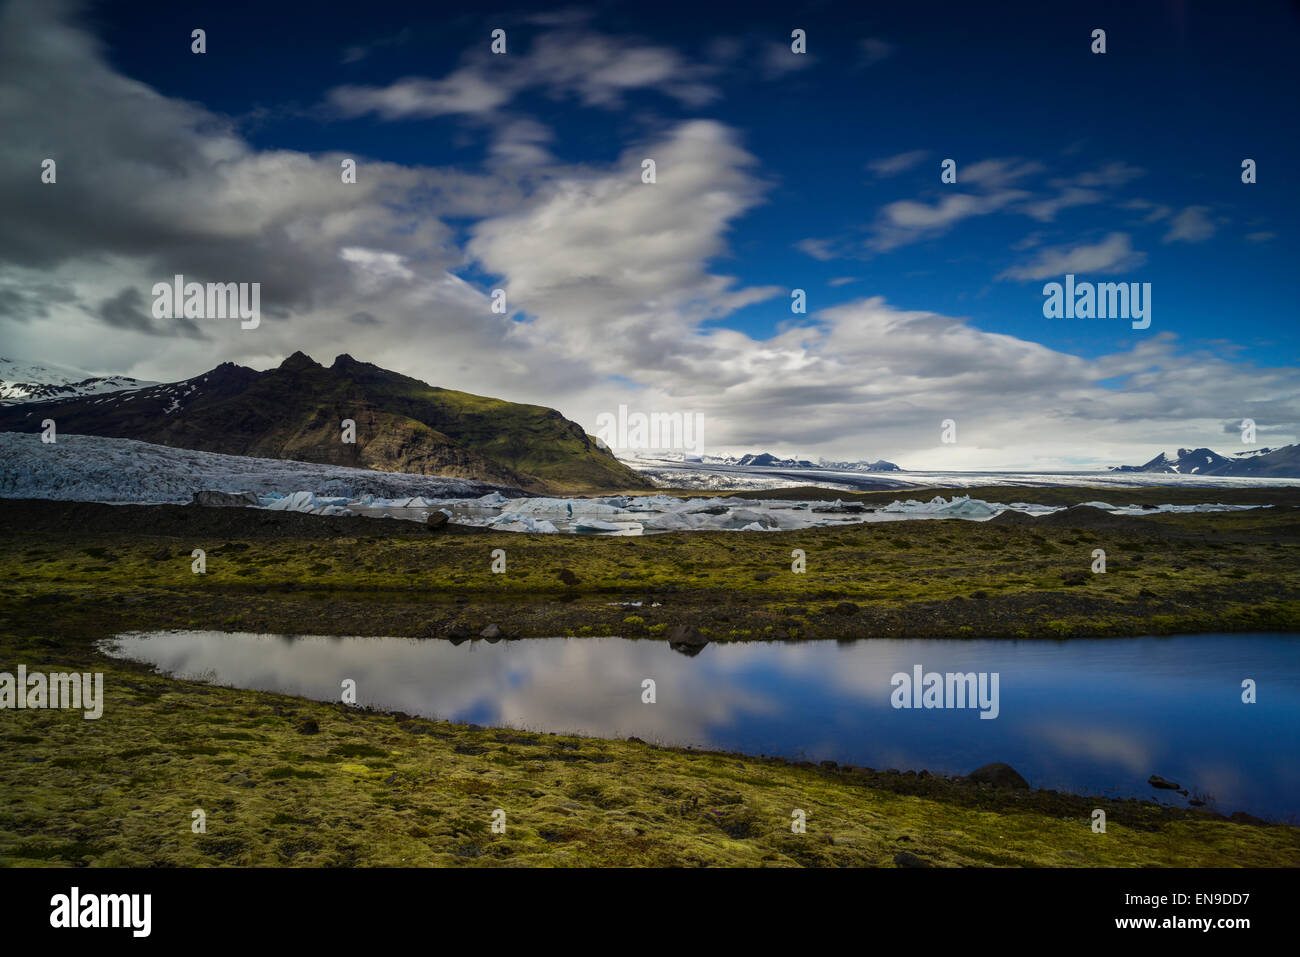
top-left (0, 352), bottom-right (651, 494)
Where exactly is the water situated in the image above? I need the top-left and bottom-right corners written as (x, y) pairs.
top-left (100, 631), bottom-right (1300, 820)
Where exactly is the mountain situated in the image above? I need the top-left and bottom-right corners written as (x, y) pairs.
top-left (729, 452), bottom-right (902, 472)
top-left (0, 353), bottom-right (651, 494)
top-left (1111, 445), bottom-right (1300, 478)
top-left (0, 357), bottom-right (155, 404)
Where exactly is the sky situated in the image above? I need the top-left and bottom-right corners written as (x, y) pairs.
top-left (1, 0), bottom-right (1297, 469)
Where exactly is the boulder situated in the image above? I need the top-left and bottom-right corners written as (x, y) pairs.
top-left (426, 510), bottom-right (449, 529)
top-left (968, 762), bottom-right (1030, 790)
top-left (893, 851), bottom-right (929, 868)
top-left (191, 490), bottom-right (259, 507)
top-left (479, 623), bottom-right (503, 640)
top-left (1148, 774), bottom-right (1180, 790)
top-left (665, 623), bottom-right (708, 657)
top-left (665, 624), bottom-right (706, 646)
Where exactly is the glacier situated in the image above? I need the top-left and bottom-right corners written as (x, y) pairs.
top-left (0, 431), bottom-right (1271, 534)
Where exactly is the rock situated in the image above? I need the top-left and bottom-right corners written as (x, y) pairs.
top-left (426, 511), bottom-right (449, 529)
top-left (479, 623), bottom-right (503, 639)
top-left (296, 718), bottom-right (320, 735)
top-left (988, 510), bottom-right (1038, 526)
top-left (893, 851), bottom-right (929, 868)
top-left (968, 762), bottom-right (1030, 790)
top-left (665, 624), bottom-right (706, 646)
top-left (191, 490), bottom-right (259, 507)
top-left (1148, 774), bottom-right (1180, 790)
top-left (557, 568), bottom-right (579, 587)
top-left (666, 624), bottom-right (707, 656)
top-left (1229, 811), bottom-right (1266, 825)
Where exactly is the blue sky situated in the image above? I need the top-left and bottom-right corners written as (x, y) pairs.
top-left (2, 0), bottom-right (1297, 467)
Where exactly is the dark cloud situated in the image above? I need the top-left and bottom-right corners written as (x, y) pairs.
top-left (97, 287), bottom-right (207, 339)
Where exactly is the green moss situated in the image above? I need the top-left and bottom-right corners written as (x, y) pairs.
top-left (1, 491), bottom-right (1299, 867)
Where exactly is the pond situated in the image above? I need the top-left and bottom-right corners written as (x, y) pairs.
top-left (100, 630), bottom-right (1300, 820)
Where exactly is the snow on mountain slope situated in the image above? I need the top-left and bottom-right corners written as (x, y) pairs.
top-left (0, 357), bottom-right (155, 404)
top-left (1111, 445), bottom-right (1300, 477)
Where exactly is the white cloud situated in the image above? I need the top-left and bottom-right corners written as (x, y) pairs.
top-left (1163, 206), bottom-right (1217, 243)
top-left (998, 233), bottom-right (1146, 281)
top-left (867, 150), bottom-right (929, 177)
top-left (857, 37), bottom-right (894, 67)
top-left (2, 1), bottom-right (1296, 470)
top-left (329, 27), bottom-right (718, 121)
top-left (761, 41), bottom-right (815, 78)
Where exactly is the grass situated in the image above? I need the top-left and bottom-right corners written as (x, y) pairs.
top-left (1, 644), bottom-right (1296, 867)
top-left (1, 491), bottom-right (1299, 866)
top-left (2, 494), bottom-right (1298, 642)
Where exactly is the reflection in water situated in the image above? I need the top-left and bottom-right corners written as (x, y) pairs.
top-left (99, 631), bottom-right (1300, 819)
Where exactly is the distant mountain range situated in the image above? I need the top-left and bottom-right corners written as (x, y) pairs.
top-left (629, 450), bottom-right (903, 471)
top-left (0, 353), bottom-right (650, 494)
top-left (730, 452), bottom-right (903, 471)
top-left (1111, 446), bottom-right (1300, 478)
top-left (0, 357), bottom-right (155, 404)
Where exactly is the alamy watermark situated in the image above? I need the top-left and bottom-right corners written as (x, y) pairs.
top-left (595, 404), bottom-right (704, 456)
top-left (152, 274), bottom-right (260, 329)
top-left (890, 664), bottom-right (999, 719)
top-left (0, 666), bottom-right (103, 719)
top-left (1042, 274), bottom-right (1150, 330)
top-left (50, 887), bottom-right (150, 937)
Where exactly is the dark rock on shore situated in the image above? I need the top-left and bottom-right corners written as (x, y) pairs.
top-left (1037, 505), bottom-right (1159, 533)
top-left (191, 490), bottom-right (259, 507)
top-left (893, 851), bottom-right (929, 868)
top-left (987, 509), bottom-right (1038, 525)
top-left (665, 624), bottom-right (706, 645)
top-left (1148, 774), bottom-right (1181, 789)
top-left (968, 762), bottom-right (1030, 790)
top-left (425, 510), bottom-right (449, 529)
top-left (666, 623), bottom-right (708, 656)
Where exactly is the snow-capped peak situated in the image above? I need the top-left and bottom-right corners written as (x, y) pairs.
top-left (0, 357), bottom-right (156, 404)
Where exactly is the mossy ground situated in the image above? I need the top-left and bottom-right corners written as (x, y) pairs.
top-left (1, 491), bottom-right (1298, 866)
top-left (3, 644), bottom-right (1297, 867)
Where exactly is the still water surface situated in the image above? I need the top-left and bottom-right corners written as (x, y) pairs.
top-left (100, 630), bottom-right (1300, 819)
